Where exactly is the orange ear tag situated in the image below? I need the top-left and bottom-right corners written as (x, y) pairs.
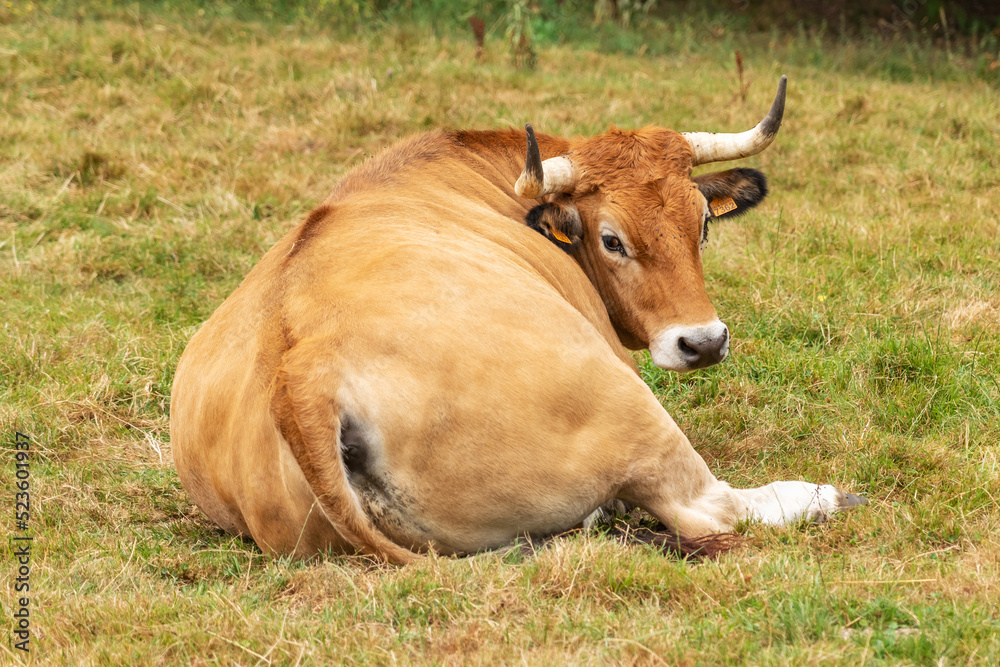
top-left (550, 228), bottom-right (572, 244)
top-left (710, 196), bottom-right (737, 216)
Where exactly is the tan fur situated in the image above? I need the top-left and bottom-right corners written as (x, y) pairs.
top-left (556, 127), bottom-right (715, 348)
top-left (170, 126), bottom-right (823, 562)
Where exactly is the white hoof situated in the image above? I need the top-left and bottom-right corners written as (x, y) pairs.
top-left (741, 481), bottom-right (867, 526)
top-left (582, 499), bottom-right (630, 531)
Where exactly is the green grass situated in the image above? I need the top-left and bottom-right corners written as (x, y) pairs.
top-left (2, 2), bottom-right (999, 664)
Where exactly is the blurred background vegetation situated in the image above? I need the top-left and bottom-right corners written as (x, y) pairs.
top-left (5, 0), bottom-right (1000, 69)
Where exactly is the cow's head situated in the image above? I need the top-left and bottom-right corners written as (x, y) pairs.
top-left (517, 77), bottom-right (786, 372)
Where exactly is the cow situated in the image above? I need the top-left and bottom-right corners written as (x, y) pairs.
top-left (170, 77), bottom-right (865, 564)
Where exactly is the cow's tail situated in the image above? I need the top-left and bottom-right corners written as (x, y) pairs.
top-left (271, 343), bottom-right (418, 565)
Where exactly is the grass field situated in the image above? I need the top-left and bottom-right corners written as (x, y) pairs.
top-left (2, 2), bottom-right (999, 664)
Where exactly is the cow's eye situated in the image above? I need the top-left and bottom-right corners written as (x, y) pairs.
top-left (602, 235), bottom-right (625, 256)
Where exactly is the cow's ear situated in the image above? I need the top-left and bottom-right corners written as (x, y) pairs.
top-left (525, 200), bottom-right (582, 253)
top-left (694, 168), bottom-right (768, 220)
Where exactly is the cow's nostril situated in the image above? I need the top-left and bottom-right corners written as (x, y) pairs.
top-left (677, 337), bottom-right (698, 359)
top-left (651, 322), bottom-right (730, 371)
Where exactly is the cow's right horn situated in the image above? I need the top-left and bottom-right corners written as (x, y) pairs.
top-left (683, 75), bottom-right (787, 167)
top-left (515, 124), bottom-right (579, 198)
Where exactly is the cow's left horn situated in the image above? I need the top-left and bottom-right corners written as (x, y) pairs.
top-left (683, 75), bottom-right (787, 167)
top-left (515, 124), bottom-right (579, 198)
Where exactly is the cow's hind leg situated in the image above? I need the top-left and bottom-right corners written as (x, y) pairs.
top-left (734, 481), bottom-right (868, 525)
top-left (616, 418), bottom-right (865, 553)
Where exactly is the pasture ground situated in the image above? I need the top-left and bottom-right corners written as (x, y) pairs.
top-left (1, 2), bottom-right (999, 664)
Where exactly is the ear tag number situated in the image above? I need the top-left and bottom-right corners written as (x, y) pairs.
top-left (710, 196), bottom-right (737, 216)
top-left (550, 228), bottom-right (572, 244)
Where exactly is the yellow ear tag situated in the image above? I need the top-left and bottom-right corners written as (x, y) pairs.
top-left (550, 228), bottom-right (572, 244)
top-left (710, 196), bottom-right (737, 216)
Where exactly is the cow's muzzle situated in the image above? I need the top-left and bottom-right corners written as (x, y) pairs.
top-left (649, 321), bottom-right (729, 372)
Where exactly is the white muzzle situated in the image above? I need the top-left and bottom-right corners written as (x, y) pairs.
top-left (649, 320), bottom-right (730, 372)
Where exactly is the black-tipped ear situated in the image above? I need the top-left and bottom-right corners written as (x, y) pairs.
top-left (694, 168), bottom-right (768, 219)
top-left (525, 201), bottom-right (582, 254)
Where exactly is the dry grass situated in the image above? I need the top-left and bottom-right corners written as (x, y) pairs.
top-left (1, 3), bottom-right (999, 664)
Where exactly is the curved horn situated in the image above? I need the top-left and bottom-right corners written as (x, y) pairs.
top-left (514, 124), bottom-right (579, 198)
top-left (683, 75), bottom-right (787, 167)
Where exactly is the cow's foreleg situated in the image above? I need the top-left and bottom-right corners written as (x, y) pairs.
top-left (581, 500), bottom-right (632, 531)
